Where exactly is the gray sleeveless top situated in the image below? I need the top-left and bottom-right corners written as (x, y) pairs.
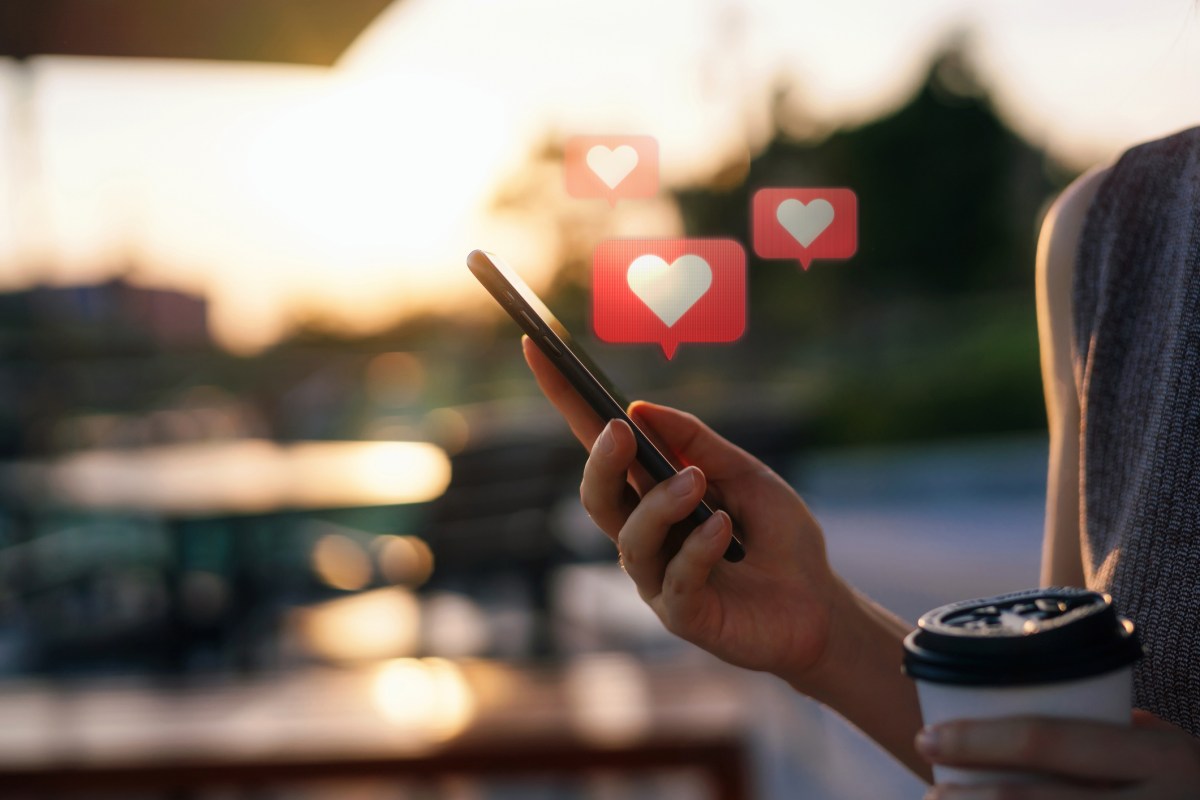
top-left (1074, 126), bottom-right (1200, 736)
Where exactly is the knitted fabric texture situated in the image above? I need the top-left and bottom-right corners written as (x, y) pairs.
top-left (1074, 126), bottom-right (1200, 735)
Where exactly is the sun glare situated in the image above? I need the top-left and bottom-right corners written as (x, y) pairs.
top-left (2, 0), bottom-right (1199, 350)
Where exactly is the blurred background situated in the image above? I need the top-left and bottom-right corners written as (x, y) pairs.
top-left (0, 0), bottom-right (1198, 798)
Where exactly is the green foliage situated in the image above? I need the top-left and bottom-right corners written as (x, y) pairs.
top-left (656, 49), bottom-right (1071, 443)
top-left (809, 294), bottom-right (1044, 445)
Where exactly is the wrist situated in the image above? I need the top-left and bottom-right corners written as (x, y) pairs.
top-left (776, 575), bottom-right (931, 781)
top-left (779, 574), bottom-right (881, 700)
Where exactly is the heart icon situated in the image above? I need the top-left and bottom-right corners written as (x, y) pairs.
top-left (776, 198), bottom-right (835, 248)
top-left (626, 254), bottom-right (712, 327)
top-left (586, 145), bottom-right (639, 189)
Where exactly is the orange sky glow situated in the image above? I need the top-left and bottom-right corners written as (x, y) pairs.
top-left (0, 0), bottom-right (1198, 352)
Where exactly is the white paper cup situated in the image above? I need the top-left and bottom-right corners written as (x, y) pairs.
top-left (903, 588), bottom-right (1141, 786)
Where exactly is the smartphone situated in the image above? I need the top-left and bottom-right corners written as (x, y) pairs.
top-left (467, 249), bottom-right (745, 563)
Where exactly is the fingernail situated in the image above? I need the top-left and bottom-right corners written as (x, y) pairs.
top-left (916, 726), bottom-right (940, 757)
top-left (595, 423), bottom-right (615, 455)
top-left (697, 510), bottom-right (725, 538)
top-left (670, 467), bottom-right (698, 496)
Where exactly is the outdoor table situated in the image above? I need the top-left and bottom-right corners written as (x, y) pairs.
top-left (0, 657), bottom-right (754, 799)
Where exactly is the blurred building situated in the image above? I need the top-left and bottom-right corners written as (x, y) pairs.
top-left (0, 277), bottom-right (210, 350)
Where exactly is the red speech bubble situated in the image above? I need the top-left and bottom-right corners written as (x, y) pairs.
top-left (592, 239), bottom-right (745, 359)
top-left (565, 135), bottom-right (659, 207)
top-left (752, 187), bottom-right (857, 269)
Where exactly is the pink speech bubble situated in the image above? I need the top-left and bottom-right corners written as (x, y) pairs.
top-left (592, 238), bottom-right (745, 359)
top-left (752, 187), bottom-right (858, 269)
top-left (565, 136), bottom-right (659, 207)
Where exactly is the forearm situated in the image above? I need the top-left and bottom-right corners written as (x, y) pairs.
top-left (781, 578), bottom-right (932, 782)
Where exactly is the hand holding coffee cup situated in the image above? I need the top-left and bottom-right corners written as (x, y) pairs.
top-left (903, 587), bottom-right (1142, 785)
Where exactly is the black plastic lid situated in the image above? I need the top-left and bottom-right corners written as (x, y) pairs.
top-left (902, 587), bottom-right (1142, 687)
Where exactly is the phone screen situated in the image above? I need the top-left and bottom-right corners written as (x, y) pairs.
top-left (467, 249), bottom-right (745, 563)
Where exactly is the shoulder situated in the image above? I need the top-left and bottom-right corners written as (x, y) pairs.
top-left (1037, 166), bottom-right (1110, 289)
top-left (1109, 125), bottom-right (1200, 175)
top-left (1038, 124), bottom-right (1200, 266)
top-left (1035, 126), bottom-right (1200, 353)
top-left (1036, 166), bottom-right (1111, 383)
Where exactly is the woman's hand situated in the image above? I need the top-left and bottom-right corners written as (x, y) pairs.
top-left (522, 337), bottom-right (848, 681)
top-left (523, 337), bottom-right (931, 777)
top-left (919, 710), bottom-right (1200, 798)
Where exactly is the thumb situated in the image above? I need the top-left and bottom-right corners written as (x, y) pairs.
top-left (628, 402), bottom-right (764, 481)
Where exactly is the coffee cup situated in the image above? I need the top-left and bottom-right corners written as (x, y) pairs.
top-left (903, 587), bottom-right (1142, 785)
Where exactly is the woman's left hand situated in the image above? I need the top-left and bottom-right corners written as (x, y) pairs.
top-left (918, 710), bottom-right (1200, 798)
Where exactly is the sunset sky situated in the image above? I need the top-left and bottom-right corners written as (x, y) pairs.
top-left (0, 0), bottom-right (1197, 352)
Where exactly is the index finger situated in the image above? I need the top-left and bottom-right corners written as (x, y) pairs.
top-left (522, 335), bottom-right (605, 447)
top-left (522, 336), bottom-right (660, 497)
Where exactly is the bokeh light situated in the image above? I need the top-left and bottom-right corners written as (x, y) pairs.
top-left (373, 534), bottom-right (434, 587)
top-left (294, 587), bottom-right (420, 662)
top-left (312, 534), bottom-right (373, 591)
top-left (370, 657), bottom-right (476, 741)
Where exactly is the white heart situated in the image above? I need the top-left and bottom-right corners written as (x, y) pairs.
top-left (586, 145), bottom-right (639, 189)
top-left (626, 254), bottom-right (712, 328)
top-left (776, 198), bottom-right (835, 247)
